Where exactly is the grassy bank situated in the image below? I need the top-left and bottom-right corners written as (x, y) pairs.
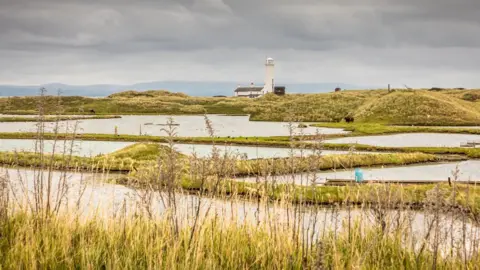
top-left (1, 131), bottom-right (479, 158)
top-left (234, 152), bottom-right (441, 176)
top-left (0, 143), bottom-right (186, 173)
top-left (2, 211), bottom-right (477, 269)
top-left (166, 179), bottom-right (480, 216)
top-left (2, 88), bottom-right (480, 125)
top-left (312, 122), bottom-right (480, 135)
top-left (0, 143), bottom-right (444, 175)
top-left (0, 115), bottom-right (121, 122)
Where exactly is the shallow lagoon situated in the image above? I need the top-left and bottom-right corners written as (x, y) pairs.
top-left (0, 115), bottom-right (348, 137)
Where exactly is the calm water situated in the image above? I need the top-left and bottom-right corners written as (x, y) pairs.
top-left (324, 133), bottom-right (480, 148)
top-left (0, 115), bottom-right (348, 137)
top-left (239, 160), bottom-right (480, 185)
top-left (168, 143), bottom-right (384, 159)
top-left (0, 139), bottom-right (134, 157)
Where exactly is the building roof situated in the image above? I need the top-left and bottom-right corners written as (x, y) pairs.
top-left (234, 86), bottom-right (263, 92)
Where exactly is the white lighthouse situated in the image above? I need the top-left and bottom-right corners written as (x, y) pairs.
top-left (263, 57), bottom-right (275, 94)
top-left (234, 57), bottom-right (284, 98)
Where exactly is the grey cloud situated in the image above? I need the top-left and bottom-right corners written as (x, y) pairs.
top-left (0, 0), bottom-right (480, 86)
top-left (2, 0), bottom-right (480, 52)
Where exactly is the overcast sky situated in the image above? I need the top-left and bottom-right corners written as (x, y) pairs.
top-left (1, 0), bottom-right (480, 88)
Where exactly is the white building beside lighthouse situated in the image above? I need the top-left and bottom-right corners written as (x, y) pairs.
top-left (234, 57), bottom-right (281, 98)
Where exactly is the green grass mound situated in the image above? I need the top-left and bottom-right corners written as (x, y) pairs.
top-left (0, 143), bottom-right (185, 172)
top-left (246, 91), bottom-right (386, 122)
top-left (107, 143), bottom-right (185, 161)
top-left (355, 91), bottom-right (480, 125)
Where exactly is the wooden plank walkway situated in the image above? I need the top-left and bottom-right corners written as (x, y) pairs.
top-left (324, 178), bottom-right (480, 186)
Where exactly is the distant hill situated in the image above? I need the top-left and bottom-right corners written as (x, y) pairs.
top-left (3, 88), bottom-right (480, 126)
top-left (0, 81), bottom-right (368, 97)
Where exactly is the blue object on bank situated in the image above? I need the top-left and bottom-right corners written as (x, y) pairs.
top-left (354, 168), bottom-right (364, 183)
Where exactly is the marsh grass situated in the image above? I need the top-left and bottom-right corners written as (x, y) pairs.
top-left (0, 132), bottom-right (292, 144)
top-left (0, 214), bottom-right (316, 269)
top-left (2, 90), bottom-right (480, 269)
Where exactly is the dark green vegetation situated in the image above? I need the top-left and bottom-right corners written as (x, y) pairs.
top-left (2, 88), bottom-right (480, 125)
top-left (0, 115), bottom-right (120, 122)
